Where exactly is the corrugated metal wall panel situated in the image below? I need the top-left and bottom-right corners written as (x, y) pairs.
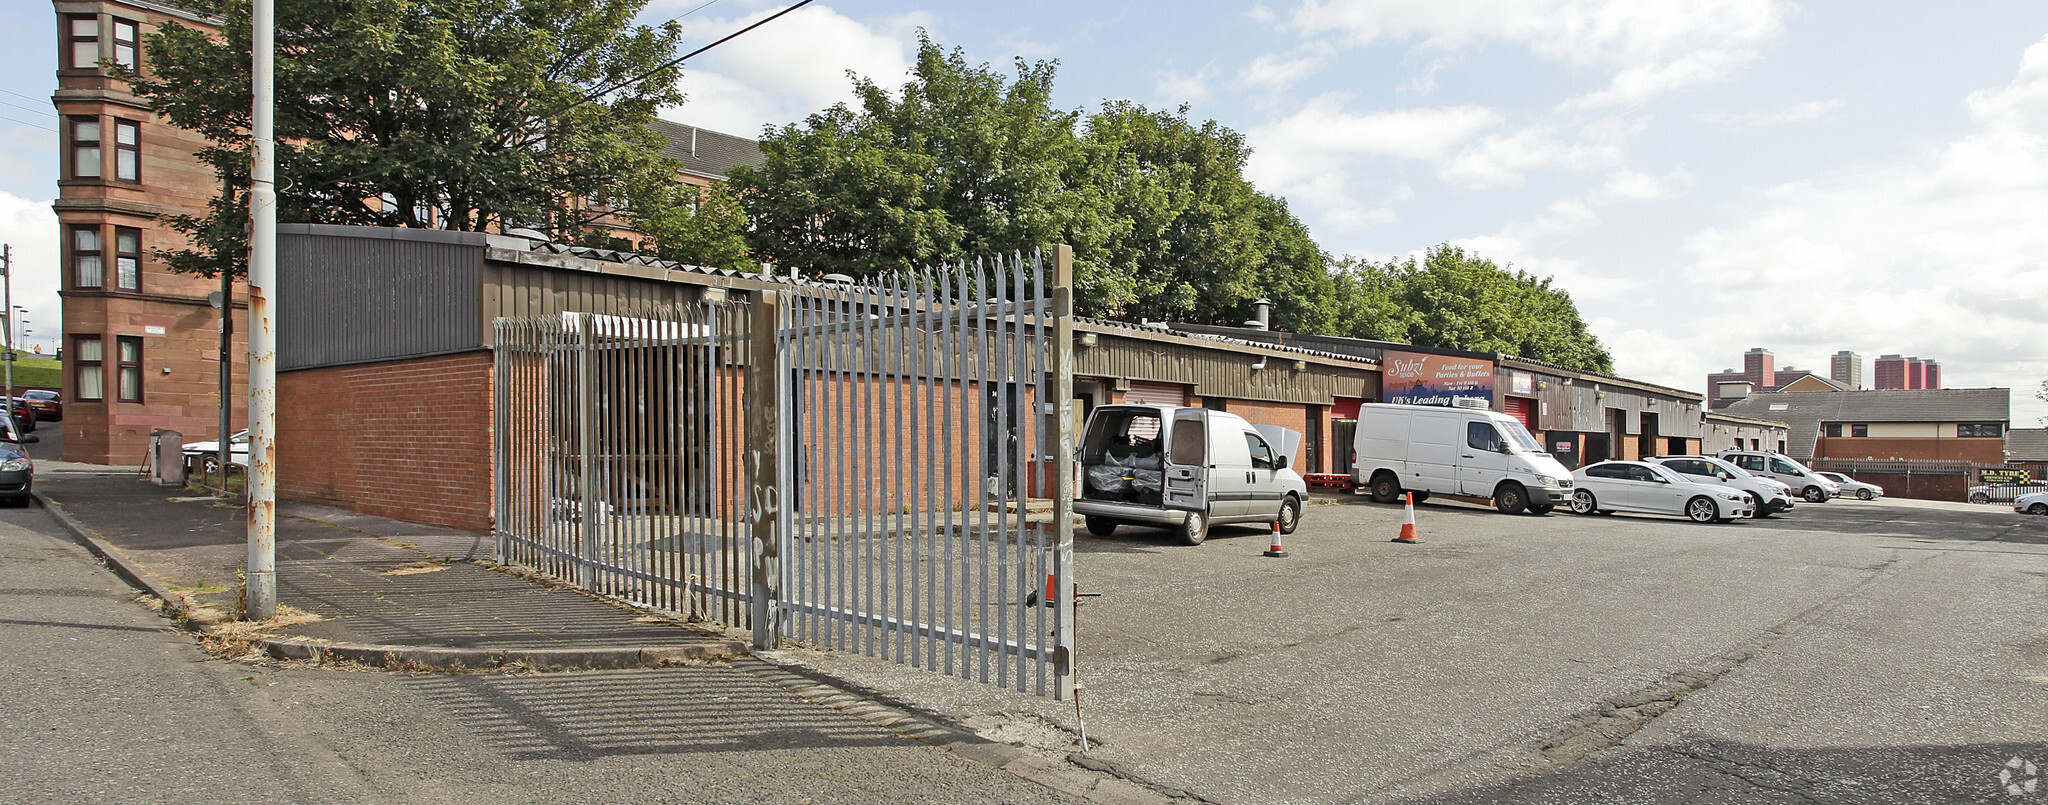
top-left (1076, 335), bottom-right (1377, 406)
top-left (279, 227), bottom-right (484, 370)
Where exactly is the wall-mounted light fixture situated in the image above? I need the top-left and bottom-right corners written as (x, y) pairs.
top-left (1292, 360), bottom-right (1307, 372)
top-left (1252, 356), bottom-right (1268, 370)
top-left (1537, 380), bottom-right (1549, 391)
top-left (1077, 332), bottom-right (1099, 348)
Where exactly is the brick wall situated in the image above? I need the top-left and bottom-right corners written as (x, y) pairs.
top-left (278, 351), bottom-right (493, 533)
top-left (1220, 399), bottom-right (1312, 468)
top-left (1815, 436), bottom-right (2006, 465)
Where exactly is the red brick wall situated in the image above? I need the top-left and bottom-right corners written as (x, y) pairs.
top-left (1815, 436), bottom-right (2006, 464)
top-left (1218, 399), bottom-right (1312, 468)
top-left (278, 352), bottom-right (493, 533)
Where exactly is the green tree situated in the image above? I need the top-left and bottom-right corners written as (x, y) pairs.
top-left (1333, 245), bottom-right (1614, 373)
top-left (729, 38), bottom-right (1330, 326)
top-left (128, 0), bottom-right (693, 277)
top-left (623, 181), bottom-right (753, 271)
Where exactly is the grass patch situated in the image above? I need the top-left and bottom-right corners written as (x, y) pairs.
top-left (4, 350), bottom-right (59, 390)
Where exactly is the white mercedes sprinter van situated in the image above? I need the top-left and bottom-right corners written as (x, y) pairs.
top-left (1350, 401), bottom-right (1574, 514)
top-left (1074, 404), bottom-right (1308, 545)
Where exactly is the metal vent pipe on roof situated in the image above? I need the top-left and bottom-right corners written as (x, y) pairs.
top-left (1243, 298), bottom-right (1272, 330)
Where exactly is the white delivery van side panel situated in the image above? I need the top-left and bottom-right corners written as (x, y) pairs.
top-left (1408, 410), bottom-right (1461, 494)
top-left (1354, 404), bottom-right (1414, 482)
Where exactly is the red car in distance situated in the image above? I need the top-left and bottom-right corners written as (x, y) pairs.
top-left (20, 390), bottom-right (59, 422)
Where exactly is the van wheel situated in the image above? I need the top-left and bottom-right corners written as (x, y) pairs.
top-left (1494, 483), bottom-right (1528, 515)
top-left (1570, 489), bottom-right (1598, 515)
top-left (1370, 473), bottom-right (1402, 504)
top-left (1803, 486), bottom-right (1827, 503)
top-left (1084, 516), bottom-right (1118, 537)
top-left (1277, 496), bottom-right (1301, 535)
top-left (1687, 496), bottom-right (1719, 523)
top-left (1410, 491), bottom-right (1431, 504)
top-left (1178, 511), bottom-right (1208, 546)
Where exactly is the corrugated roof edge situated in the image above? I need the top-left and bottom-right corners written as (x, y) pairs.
top-left (1704, 411), bottom-right (1791, 428)
top-left (1082, 318), bottom-right (1379, 367)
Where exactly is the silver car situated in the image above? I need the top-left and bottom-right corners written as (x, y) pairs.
top-left (1816, 471), bottom-right (1883, 500)
top-left (1569, 461), bottom-right (1754, 523)
top-left (1967, 480), bottom-right (2048, 504)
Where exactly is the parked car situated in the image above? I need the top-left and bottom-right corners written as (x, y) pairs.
top-left (1967, 480), bottom-right (2047, 504)
top-left (20, 389), bottom-right (60, 422)
top-left (1645, 455), bottom-right (1795, 516)
top-left (5, 397), bottom-right (34, 433)
top-left (0, 415), bottom-right (36, 506)
top-left (1815, 471), bottom-right (1883, 500)
top-left (182, 429), bottom-right (250, 472)
top-left (1569, 461), bottom-right (1753, 522)
top-left (1350, 400), bottom-right (1574, 515)
top-left (1716, 449), bottom-right (1839, 503)
top-left (1075, 405), bottom-right (1307, 545)
top-left (2015, 491), bottom-right (2048, 516)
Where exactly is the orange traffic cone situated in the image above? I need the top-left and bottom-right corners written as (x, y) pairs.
top-left (1263, 520), bottom-right (1288, 557)
top-left (1392, 491), bottom-right (1422, 543)
top-left (1043, 568), bottom-right (1059, 606)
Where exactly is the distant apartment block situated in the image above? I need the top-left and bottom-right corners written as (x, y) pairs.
top-left (1830, 350), bottom-right (1862, 389)
top-left (1874, 354), bottom-right (1943, 390)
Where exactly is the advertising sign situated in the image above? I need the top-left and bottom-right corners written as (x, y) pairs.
top-left (1510, 371), bottom-right (1534, 396)
top-left (1981, 468), bottom-right (2033, 484)
top-left (1384, 350), bottom-right (1495, 407)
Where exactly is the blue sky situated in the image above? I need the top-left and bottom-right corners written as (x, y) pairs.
top-left (4, 1), bottom-right (2047, 424)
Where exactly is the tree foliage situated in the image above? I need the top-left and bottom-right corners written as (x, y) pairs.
top-left (1331, 245), bottom-right (1614, 373)
top-left (129, 0), bottom-right (693, 277)
top-left (626, 181), bottom-right (754, 271)
top-left (728, 36), bottom-right (1331, 329)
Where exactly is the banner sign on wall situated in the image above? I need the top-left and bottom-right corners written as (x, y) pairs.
top-left (1981, 468), bottom-right (2033, 484)
top-left (1510, 371), bottom-right (1535, 396)
top-left (1385, 350), bottom-right (1496, 407)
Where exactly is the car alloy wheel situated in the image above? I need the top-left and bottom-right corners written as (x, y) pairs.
top-left (1687, 497), bottom-right (1718, 523)
top-left (1570, 489), bottom-right (1597, 515)
top-left (1803, 486), bottom-right (1827, 503)
top-left (1857, 489), bottom-right (1874, 500)
top-left (2030, 503), bottom-right (2047, 516)
top-left (1971, 493), bottom-right (1991, 504)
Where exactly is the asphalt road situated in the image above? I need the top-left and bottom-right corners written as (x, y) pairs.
top-left (774, 493), bottom-right (2048, 804)
top-left (0, 504), bottom-right (1091, 805)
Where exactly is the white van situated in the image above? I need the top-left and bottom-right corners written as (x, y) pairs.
top-left (1350, 401), bottom-right (1574, 514)
top-left (1075, 405), bottom-right (1308, 545)
top-left (1716, 449), bottom-right (1839, 503)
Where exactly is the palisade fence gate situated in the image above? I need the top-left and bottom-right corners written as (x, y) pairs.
top-left (492, 248), bottom-right (1078, 698)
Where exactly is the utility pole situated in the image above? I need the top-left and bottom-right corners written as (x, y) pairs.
top-left (245, 0), bottom-right (277, 621)
top-left (3, 245), bottom-right (13, 423)
top-left (217, 174), bottom-right (234, 485)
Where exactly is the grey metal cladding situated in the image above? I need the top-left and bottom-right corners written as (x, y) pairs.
top-left (279, 225), bottom-right (484, 370)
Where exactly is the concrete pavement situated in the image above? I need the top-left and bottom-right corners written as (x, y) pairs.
top-left (0, 503), bottom-right (1125, 804)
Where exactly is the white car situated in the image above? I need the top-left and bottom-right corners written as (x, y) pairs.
top-left (1569, 460), bottom-right (1754, 523)
top-left (1646, 455), bottom-right (1796, 517)
top-left (2016, 491), bottom-right (2048, 516)
top-left (1816, 471), bottom-right (1884, 500)
top-left (1967, 480), bottom-right (2047, 504)
top-left (183, 429), bottom-right (249, 470)
top-left (1717, 449), bottom-right (1840, 503)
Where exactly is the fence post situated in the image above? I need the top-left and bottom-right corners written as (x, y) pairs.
top-left (748, 291), bottom-right (784, 649)
top-left (1050, 245), bottom-right (1077, 700)
top-left (577, 312), bottom-right (598, 588)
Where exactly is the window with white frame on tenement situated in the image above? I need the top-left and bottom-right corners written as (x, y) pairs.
top-left (113, 119), bottom-right (139, 182)
top-left (111, 18), bottom-right (138, 71)
top-left (69, 117), bottom-right (100, 178)
top-left (115, 227), bottom-right (140, 290)
top-left (116, 337), bottom-right (142, 403)
top-left (71, 226), bottom-right (101, 288)
top-left (73, 336), bottom-right (104, 401)
top-left (65, 15), bottom-right (96, 70)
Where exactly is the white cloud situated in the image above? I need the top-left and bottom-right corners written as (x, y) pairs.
top-left (1439, 126), bottom-right (1564, 187)
top-left (1593, 167), bottom-right (1694, 201)
top-left (1696, 98), bottom-right (1845, 128)
top-left (1245, 98), bottom-right (1501, 188)
top-left (1154, 69), bottom-right (1215, 106)
top-left (660, 5), bottom-right (920, 135)
top-left (1287, 0), bottom-right (1788, 107)
top-left (1234, 46), bottom-right (1331, 92)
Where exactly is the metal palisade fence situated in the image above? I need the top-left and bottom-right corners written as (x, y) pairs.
top-left (492, 248), bottom-right (1077, 698)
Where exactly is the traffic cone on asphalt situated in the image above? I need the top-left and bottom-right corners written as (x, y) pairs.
top-left (1263, 520), bottom-right (1288, 558)
top-left (1392, 492), bottom-right (1422, 543)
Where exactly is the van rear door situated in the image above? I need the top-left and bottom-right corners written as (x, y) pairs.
top-left (1164, 409), bottom-right (1209, 512)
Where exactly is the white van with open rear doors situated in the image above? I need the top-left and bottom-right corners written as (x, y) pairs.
top-left (1350, 400), bottom-right (1574, 514)
top-left (1074, 404), bottom-right (1308, 545)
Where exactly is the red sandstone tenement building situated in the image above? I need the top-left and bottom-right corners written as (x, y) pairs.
top-left (52, 0), bottom-right (247, 465)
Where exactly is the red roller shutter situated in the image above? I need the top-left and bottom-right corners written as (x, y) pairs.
top-left (1331, 396), bottom-right (1364, 419)
top-left (1504, 396), bottom-right (1535, 429)
top-left (1123, 381), bottom-right (1188, 406)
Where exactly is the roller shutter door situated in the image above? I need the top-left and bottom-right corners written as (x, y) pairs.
top-left (1124, 381), bottom-right (1188, 406)
top-left (1503, 396), bottom-right (1535, 429)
